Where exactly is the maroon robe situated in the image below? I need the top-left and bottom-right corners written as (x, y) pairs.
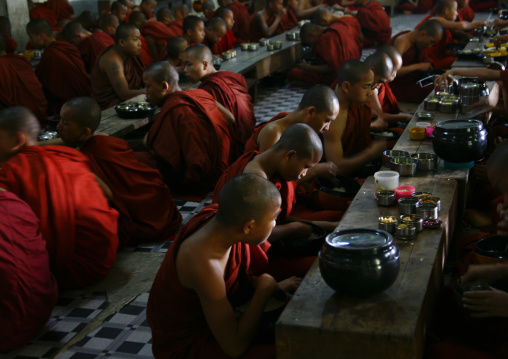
top-left (168, 19), bottom-right (184, 37)
top-left (356, 1), bottom-right (392, 48)
top-left (416, 15), bottom-right (456, 70)
top-left (378, 82), bottom-right (400, 114)
top-left (244, 112), bottom-right (289, 153)
top-left (45, 0), bottom-right (74, 22)
top-left (227, 1), bottom-right (251, 43)
top-left (5, 35), bottom-right (17, 54)
top-left (30, 4), bottom-right (58, 29)
top-left (216, 29), bottom-right (237, 52)
top-left (79, 31), bottom-right (115, 73)
top-left (342, 102), bottom-right (372, 157)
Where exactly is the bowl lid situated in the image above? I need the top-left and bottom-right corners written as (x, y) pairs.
top-left (325, 229), bottom-right (393, 253)
top-left (435, 119), bottom-right (483, 132)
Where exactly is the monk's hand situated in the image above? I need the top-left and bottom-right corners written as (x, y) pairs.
top-left (332, 4), bottom-right (345, 10)
top-left (371, 117), bottom-right (389, 129)
top-left (494, 18), bottom-right (508, 30)
top-left (419, 62), bottom-right (433, 74)
top-left (314, 161), bottom-right (337, 178)
top-left (278, 276), bottom-right (302, 295)
top-left (463, 288), bottom-right (508, 318)
top-left (297, 59), bottom-right (310, 70)
top-left (434, 70), bottom-right (453, 89)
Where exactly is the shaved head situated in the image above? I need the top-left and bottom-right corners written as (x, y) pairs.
top-left (62, 97), bottom-right (101, 132)
top-left (183, 15), bottom-right (204, 33)
top-left (0, 106), bottom-right (40, 142)
top-left (215, 6), bottom-right (233, 19)
top-left (337, 59), bottom-right (372, 86)
top-left (144, 61), bottom-right (179, 88)
top-left (100, 13), bottom-right (119, 31)
top-left (418, 19), bottom-right (444, 37)
top-left (62, 21), bottom-right (87, 42)
top-left (166, 37), bottom-right (188, 61)
top-left (312, 7), bottom-right (331, 26)
top-left (115, 23), bottom-right (138, 44)
top-left (298, 85), bottom-right (339, 114)
top-left (75, 11), bottom-right (97, 31)
top-left (26, 18), bottom-right (52, 36)
top-left (202, 0), bottom-right (216, 11)
top-left (129, 11), bottom-right (146, 27)
top-left (216, 174), bottom-right (281, 227)
top-left (376, 44), bottom-right (403, 69)
top-left (206, 17), bottom-right (226, 31)
top-left (156, 8), bottom-right (174, 22)
top-left (364, 52), bottom-right (393, 78)
top-left (173, 4), bottom-right (189, 20)
top-left (183, 44), bottom-right (213, 62)
top-left (111, 1), bottom-right (127, 12)
top-left (436, 0), bottom-right (456, 14)
top-left (272, 123), bottom-right (323, 160)
top-left (300, 22), bottom-right (323, 46)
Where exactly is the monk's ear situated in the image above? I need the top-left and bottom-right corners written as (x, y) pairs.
top-left (341, 80), bottom-right (351, 93)
top-left (203, 60), bottom-right (209, 70)
top-left (286, 149), bottom-right (297, 162)
top-left (13, 131), bottom-right (28, 151)
top-left (243, 219), bottom-right (255, 235)
top-left (306, 106), bottom-right (316, 118)
top-left (161, 80), bottom-right (170, 93)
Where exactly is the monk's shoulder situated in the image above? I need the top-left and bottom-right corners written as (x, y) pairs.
top-left (98, 47), bottom-right (122, 70)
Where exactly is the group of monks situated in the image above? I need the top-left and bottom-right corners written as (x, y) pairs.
top-left (2, 0), bottom-right (508, 357)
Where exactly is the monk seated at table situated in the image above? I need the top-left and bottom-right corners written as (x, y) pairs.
top-left (289, 20), bottom-right (362, 87)
top-left (142, 8), bottom-right (180, 62)
top-left (248, 0), bottom-right (286, 43)
top-left (168, 4), bottom-right (188, 37)
top-left (61, 21), bottom-right (92, 50)
top-left (80, 14), bottom-right (118, 73)
top-left (56, 96), bottom-right (182, 246)
top-left (323, 59), bottom-right (386, 176)
top-left (91, 23), bottom-right (145, 110)
top-left (27, 18), bottom-right (91, 116)
top-left (0, 106), bottom-right (119, 289)
top-left (389, 19), bottom-right (442, 103)
top-left (0, 35), bottom-right (48, 123)
top-left (164, 36), bottom-right (188, 66)
top-left (147, 173), bottom-right (301, 359)
top-left (134, 0), bottom-right (156, 20)
top-left (220, 0), bottom-right (250, 44)
top-left (0, 189), bottom-right (58, 353)
top-left (280, 0), bottom-right (299, 32)
top-left (296, 0), bottom-right (327, 19)
top-left (128, 11), bottom-right (153, 66)
top-left (45, 0), bottom-right (74, 23)
top-left (415, 0), bottom-right (484, 70)
top-left (0, 16), bottom-right (17, 53)
top-left (214, 7), bottom-right (237, 52)
top-left (140, 62), bottom-right (234, 194)
top-left (182, 45), bottom-right (255, 160)
top-left (202, 0), bottom-right (216, 21)
top-left (203, 17), bottom-right (227, 54)
top-left (108, 1), bottom-right (129, 23)
top-left (182, 15), bottom-right (206, 45)
top-left (349, 0), bottom-right (391, 48)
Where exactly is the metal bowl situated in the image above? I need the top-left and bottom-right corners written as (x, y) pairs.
top-left (439, 98), bottom-right (458, 113)
top-left (241, 43), bottom-right (249, 51)
top-left (248, 43), bottom-right (258, 51)
top-left (411, 153), bottom-right (438, 171)
top-left (274, 41), bottom-right (283, 50)
top-left (390, 156), bottom-right (418, 177)
top-left (376, 190), bottom-right (396, 206)
top-left (424, 96), bottom-right (441, 111)
top-left (417, 203), bottom-right (439, 220)
top-left (383, 150), bottom-right (410, 167)
top-left (395, 224), bottom-right (417, 241)
top-left (259, 38), bottom-right (269, 46)
top-left (415, 112), bottom-right (434, 121)
top-left (286, 32), bottom-right (296, 40)
top-left (400, 214), bottom-right (423, 232)
top-left (420, 196), bottom-right (441, 211)
top-left (267, 43), bottom-right (275, 51)
top-left (379, 216), bottom-right (399, 233)
top-left (398, 197), bottom-right (420, 215)
top-left (114, 102), bottom-right (157, 119)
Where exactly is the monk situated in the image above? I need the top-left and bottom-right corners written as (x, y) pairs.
top-left (141, 61), bottom-right (233, 191)
top-left (75, 10), bottom-right (98, 32)
top-left (29, 0), bottom-right (58, 29)
top-left (164, 36), bottom-right (188, 66)
top-left (249, 0), bottom-right (286, 42)
top-left (203, 17), bottom-right (227, 54)
top-left (91, 23), bottom-right (145, 110)
top-left (182, 15), bottom-right (206, 45)
top-left (128, 11), bottom-right (153, 66)
top-left (431, 0), bottom-right (475, 22)
top-left (323, 59), bottom-right (386, 175)
top-left (202, 0), bottom-right (216, 21)
top-left (280, 0), bottom-right (299, 32)
top-left (142, 8), bottom-right (180, 62)
top-left (0, 189), bottom-right (58, 352)
top-left (168, 4), bottom-right (188, 37)
top-left (61, 21), bottom-right (91, 49)
top-left (0, 16), bottom-right (17, 54)
top-left (288, 20), bottom-right (362, 86)
top-left (296, 0), bottom-right (327, 19)
top-left (80, 14), bottom-right (118, 73)
top-left (351, 0), bottom-right (391, 48)
top-left (27, 18), bottom-right (91, 116)
top-left (45, 0), bottom-right (74, 22)
top-left (147, 173), bottom-right (300, 359)
top-left (0, 106), bottom-right (119, 288)
top-left (110, 1), bottom-right (129, 23)
top-left (56, 97), bottom-right (182, 245)
top-left (214, 7), bottom-right (237, 52)
top-left (183, 45), bottom-right (255, 159)
top-left (311, 7), bottom-right (343, 26)
top-left (389, 19), bottom-right (443, 103)
top-left (135, 0), bottom-right (157, 20)
top-left (415, 0), bottom-right (484, 70)
top-left (0, 35), bottom-right (48, 123)
top-left (220, 0), bottom-right (250, 44)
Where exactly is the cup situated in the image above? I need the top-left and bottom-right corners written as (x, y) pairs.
top-left (395, 186), bottom-right (416, 200)
top-left (374, 171), bottom-right (399, 192)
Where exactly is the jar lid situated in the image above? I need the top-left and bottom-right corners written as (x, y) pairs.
top-left (435, 119), bottom-right (483, 132)
top-left (326, 229), bottom-right (392, 253)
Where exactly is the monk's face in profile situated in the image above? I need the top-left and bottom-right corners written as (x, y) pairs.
top-left (143, 73), bottom-right (170, 106)
top-left (222, 11), bottom-right (235, 30)
top-left (27, 31), bottom-right (45, 49)
top-left (57, 112), bottom-right (89, 149)
top-left (205, 26), bottom-right (227, 44)
top-left (286, 0), bottom-right (299, 11)
top-left (113, 5), bottom-right (129, 23)
top-left (306, 104), bottom-right (339, 134)
top-left (187, 22), bottom-right (206, 44)
top-left (121, 29), bottom-right (142, 56)
top-left (182, 52), bottom-right (208, 83)
top-left (418, 32), bottom-right (442, 50)
top-left (282, 151), bottom-right (320, 181)
top-left (245, 198), bottom-right (281, 246)
top-left (388, 58), bottom-right (402, 82)
top-left (105, 17), bottom-right (120, 37)
top-left (443, 1), bottom-right (458, 21)
top-left (345, 70), bottom-right (374, 104)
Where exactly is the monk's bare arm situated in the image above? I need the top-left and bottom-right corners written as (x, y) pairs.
top-left (393, 36), bottom-right (432, 76)
top-left (216, 102), bottom-right (235, 125)
top-left (295, 3), bottom-right (325, 19)
top-left (102, 55), bottom-right (146, 101)
top-left (435, 68), bottom-right (501, 88)
top-left (257, 11), bottom-right (282, 37)
top-left (257, 124), bottom-right (283, 152)
top-left (37, 138), bottom-right (65, 146)
top-left (436, 17), bottom-right (484, 31)
top-left (94, 174), bottom-right (113, 201)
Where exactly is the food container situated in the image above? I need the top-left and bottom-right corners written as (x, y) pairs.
top-left (383, 150), bottom-right (409, 167)
top-left (294, 31), bottom-right (300, 40)
top-left (248, 43), bottom-right (258, 51)
top-left (114, 102), bottom-right (157, 119)
top-left (459, 102), bottom-right (471, 114)
top-left (460, 83), bottom-right (480, 97)
top-left (395, 185), bottom-right (415, 200)
top-left (420, 196), bottom-right (441, 211)
top-left (412, 191), bottom-right (432, 199)
top-left (432, 119), bottom-right (488, 164)
top-left (460, 95), bottom-right (480, 106)
top-left (435, 90), bottom-right (450, 98)
top-left (222, 51), bottom-right (231, 60)
top-left (416, 121), bottom-right (431, 128)
top-left (439, 98), bottom-right (458, 113)
top-left (319, 229), bottom-right (400, 297)
top-left (410, 127), bottom-right (425, 140)
top-left (286, 32), bottom-right (296, 40)
top-left (374, 170), bottom-right (399, 191)
top-left (411, 153), bottom-right (438, 171)
top-left (314, 175), bottom-right (361, 211)
top-left (376, 190), bottom-right (396, 206)
top-left (417, 203), bottom-right (439, 220)
top-left (425, 125), bottom-right (436, 138)
top-left (241, 43), bottom-right (249, 51)
top-left (395, 223), bottom-right (417, 241)
top-left (424, 96), bottom-right (441, 111)
top-left (398, 197), bottom-right (420, 215)
top-left (259, 38), bottom-right (269, 46)
top-left (275, 41), bottom-right (283, 50)
top-left (400, 214), bottom-right (423, 232)
top-left (267, 43), bottom-right (275, 51)
top-left (473, 235), bottom-right (508, 265)
top-left (379, 216), bottom-right (399, 233)
top-left (415, 112), bottom-right (434, 121)
top-left (390, 156), bottom-right (418, 176)
top-left (212, 57), bottom-right (222, 70)
top-left (423, 218), bottom-right (442, 229)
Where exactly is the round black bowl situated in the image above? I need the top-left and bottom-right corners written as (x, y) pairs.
top-left (114, 102), bottom-right (157, 119)
top-left (475, 235), bottom-right (508, 260)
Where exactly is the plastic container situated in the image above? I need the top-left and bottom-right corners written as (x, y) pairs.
top-left (395, 186), bottom-right (415, 200)
top-left (410, 127), bottom-right (425, 140)
top-left (374, 171), bottom-right (400, 192)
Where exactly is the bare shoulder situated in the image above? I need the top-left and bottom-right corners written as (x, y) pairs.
top-left (176, 236), bottom-right (216, 288)
top-left (100, 48), bottom-right (123, 71)
top-left (243, 161), bottom-right (268, 179)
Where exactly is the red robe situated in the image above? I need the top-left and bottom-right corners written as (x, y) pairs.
top-left (45, 0), bottom-right (74, 22)
top-left (458, 6), bottom-right (475, 21)
top-left (289, 20), bottom-right (362, 86)
top-left (168, 19), bottom-right (184, 37)
top-left (140, 34), bottom-right (153, 67)
top-left (80, 136), bottom-right (182, 245)
top-left (388, 31), bottom-right (434, 103)
top-left (227, 1), bottom-right (251, 43)
top-left (0, 191), bottom-right (58, 352)
top-left (398, 0), bottom-right (433, 14)
top-left (91, 45), bottom-right (144, 110)
top-left (36, 40), bottom-right (91, 115)
top-left (248, 10), bottom-right (295, 43)
top-left (0, 54), bottom-right (48, 123)
top-left (244, 112), bottom-right (289, 153)
top-left (342, 103), bottom-right (372, 157)
top-left (203, 38), bottom-right (221, 54)
top-left (416, 15), bottom-right (455, 70)
top-left (212, 151), bottom-right (296, 222)
top-left (280, 9), bottom-right (298, 32)
top-left (356, 1), bottom-right (392, 48)
top-left (378, 82), bottom-right (400, 114)
top-left (0, 146), bottom-right (119, 289)
top-left (199, 71), bottom-right (255, 160)
top-left (30, 4), bottom-right (58, 29)
top-left (147, 204), bottom-right (273, 359)
top-left (141, 21), bottom-right (180, 41)
top-left (5, 35), bottom-right (17, 54)
top-left (145, 89), bottom-right (232, 190)
top-left (79, 31), bottom-right (115, 73)
top-left (216, 29), bottom-right (237, 53)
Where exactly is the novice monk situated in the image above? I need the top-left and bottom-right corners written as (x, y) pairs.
top-left (135, 0), bottom-right (157, 20)
top-left (352, 0), bottom-right (391, 48)
top-left (61, 21), bottom-right (91, 49)
top-left (128, 11), bottom-right (153, 66)
top-left (214, 7), bottom-right (237, 52)
top-left (182, 15), bottom-right (206, 45)
top-left (415, 0), bottom-right (484, 70)
top-left (249, 0), bottom-right (286, 42)
top-left (183, 45), bottom-right (254, 160)
top-left (203, 17), bottom-right (227, 54)
top-left (57, 97), bottom-right (182, 245)
top-left (29, 0), bottom-right (58, 30)
top-left (27, 18), bottom-right (91, 116)
top-left (0, 189), bottom-right (58, 352)
top-left (168, 4), bottom-right (188, 37)
top-left (80, 13), bottom-right (119, 73)
top-left (220, 0), bottom-right (250, 44)
top-left (0, 35), bottom-right (48, 123)
top-left (389, 19), bottom-right (443, 103)
top-left (110, 1), bottom-right (129, 23)
top-left (91, 23), bottom-right (145, 110)
top-left (141, 62), bottom-right (233, 191)
top-left (147, 173), bottom-right (300, 359)
top-left (280, 0), bottom-right (299, 32)
top-left (323, 59), bottom-right (386, 175)
top-left (141, 8), bottom-right (180, 62)
top-left (0, 107), bottom-right (119, 288)
top-left (289, 20), bottom-right (362, 86)
top-left (202, 0), bottom-right (216, 20)
top-left (164, 36), bottom-right (188, 65)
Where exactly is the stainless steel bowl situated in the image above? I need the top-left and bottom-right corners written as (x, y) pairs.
top-left (411, 153), bottom-right (438, 171)
top-left (460, 83), bottom-right (480, 97)
top-left (420, 196), bottom-right (441, 211)
top-left (439, 98), bottom-right (458, 113)
top-left (398, 197), bottom-right (420, 215)
top-left (376, 190), bottom-right (396, 206)
top-left (383, 150), bottom-right (410, 167)
top-left (259, 38), bottom-right (269, 46)
top-left (415, 112), bottom-right (434, 121)
top-left (417, 203), bottom-right (439, 219)
top-left (379, 216), bottom-right (399, 233)
top-left (424, 97), bottom-right (441, 111)
top-left (286, 32), bottom-right (296, 40)
top-left (395, 224), bottom-right (417, 241)
top-left (249, 43), bottom-right (258, 51)
top-left (241, 43), bottom-right (249, 51)
top-left (460, 95), bottom-right (480, 106)
top-left (400, 214), bottom-right (423, 232)
top-left (275, 41), bottom-right (282, 50)
top-left (390, 156), bottom-right (418, 176)
top-left (267, 43), bottom-right (275, 51)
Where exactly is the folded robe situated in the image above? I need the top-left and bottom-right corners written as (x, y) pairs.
top-left (199, 71), bottom-right (255, 160)
top-left (0, 146), bottom-right (119, 289)
top-left (36, 40), bottom-right (91, 115)
top-left (416, 15), bottom-right (456, 70)
top-left (244, 112), bottom-right (288, 153)
top-left (45, 0), bottom-right (74, 22)
top-left (377, 82), bottom-right (400, 114)
top-left (216, 29), bottom-right (237, 53)
top-left (79, 32), bottom-right (115, 73)
top-left (81, 136), bottom-right (182, 245)
top-left (356, 1), bottom-right (392, 48)
top-left (342, 102), bottom-right (372, 157)
top-left (0, 54), bottom-right (48, 123)
top-left (227, 1), bottom-right (251, 43)
top-left (91, 45), bottom-right (144, 110)
top-left (145, 89), bottom-right (232, 190)
top-left (147, 204), bottom-right (272, 359)
top-left (388, 31), bottom-right (434, 103)
top-left (0, 191), bottom-right (58, 352)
